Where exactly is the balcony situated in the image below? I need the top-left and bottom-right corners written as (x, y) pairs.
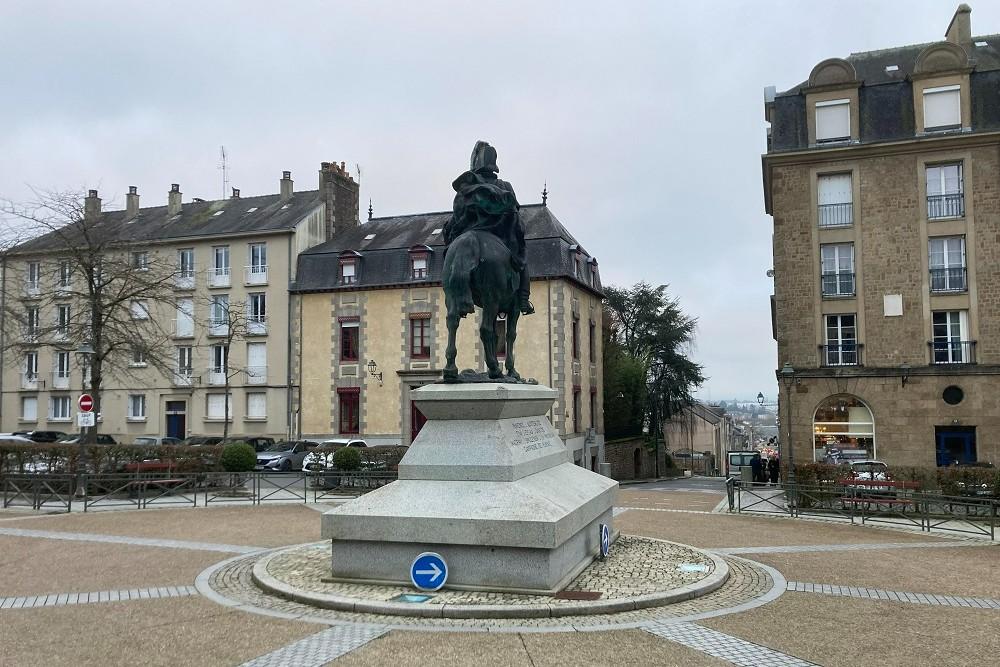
top-left (820, 343), bottom-right (863, 367)
top-left (821, 272), bottom-right (855, 298)
top-left (21, 328), bottom-right (39, 344)
top-left (172, 318), bottom-right (194, 338)
top-left (208, 267), bottom-right (231, 288)
top-left (207, 366), bottom-right (227, 386)
top-left (929, 340), bottom-right (976, 365)
top-left (51, 370), bottom-right (71, 390)
top-left (175, 272), bottom-right (195, 290)
top-left (22, 281), bottom-right (41, 298)
top-left (927, 193), bottom-right (964, 220)
top-left (818, 202), bottom-right (853, 228)
top-left (245, 265), bottom-right (268, 286)
top-left (247, 315), bottom-right (267, 336)
top-left (21, 372), bottom-right (39, 390)
top-left (245, 365), bottom-right (267, 385)
top-left (208, 318), bottom-right (229, 337)
top-left (930, 267), bottom-right (967, 293)
top-left (173, 370), bottom-right (194, 387)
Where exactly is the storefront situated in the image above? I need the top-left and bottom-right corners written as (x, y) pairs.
top-left (812, 394), bottom-right (876, 462)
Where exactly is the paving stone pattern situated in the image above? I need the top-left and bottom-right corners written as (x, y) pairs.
top-left (239, 625), bottom-right (388, 667)
top-left (787, 581), bottom-right (1000, 609)
top-left (714, 541), bottom-right (981, 554)
top-left (206, 552), bottom-right (772, 630)
top-left (264, 536), bottom-right (715, 606)
top-left (0, 585), bottom-right (199, 609)
top-left (0, 526), bottom-right (263, 554)
top-left (645, 621), bottom-right (818, 666)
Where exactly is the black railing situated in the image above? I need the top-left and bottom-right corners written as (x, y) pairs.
top-left (818, 202), bottom-right (853, 227)
top-left (929, 267), bottom-right (967, 293)
top-left (929, 340), bottom-right (976, 364)
top-left (820, 343), bottom-right (863, 367)
top-left (927, 193), bottom-right (964, 219)
top-left (821, 272), bottom-right (855, 297)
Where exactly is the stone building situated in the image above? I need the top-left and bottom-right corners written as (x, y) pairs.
top-left (763, 4), bottom-right (1000, 468)
top-left (290, 203), bottom-right (606, 467)
top-left (0, 163), bottom-right (355, 440)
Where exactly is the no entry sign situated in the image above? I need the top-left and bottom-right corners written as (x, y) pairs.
top-left (78, 394), bottom-right (95, 412)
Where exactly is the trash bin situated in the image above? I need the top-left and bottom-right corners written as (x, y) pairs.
top-left (740, 467), bottom-right (753, 484)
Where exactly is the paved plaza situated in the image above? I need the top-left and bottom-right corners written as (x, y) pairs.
top-left (2, 478), bottom-right (998, 666)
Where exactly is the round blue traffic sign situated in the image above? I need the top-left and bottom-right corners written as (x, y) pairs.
top-left (410, 552), bottom-right (448, 591)
top-left (600, 523), bottom-right (611, 559)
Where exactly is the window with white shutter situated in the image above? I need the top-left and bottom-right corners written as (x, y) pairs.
top-left (247, 393), bottom-right (267, 418)
top-left (815, 99), bottom-right (850, 142)
top-left (923, 85), bottom-right (961, 130)
top-left (207, 394), bottom-right (232, 419)
top-left (817, 174), bottom-right (853, 227)
top-left (21, 396), bottom-right (37, 421)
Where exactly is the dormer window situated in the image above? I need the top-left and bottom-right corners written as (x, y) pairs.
top-left (338, 251), bottom-right (361, 285)
top-left (922, 85), bottom-right (961, 131)
top-left (815, 99), bottom-right (850, 142)
top-left (409, 245), bottom-right (432, 280)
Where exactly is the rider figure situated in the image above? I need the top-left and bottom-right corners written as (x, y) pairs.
top-left (444, 141), bottom-right (534, 315)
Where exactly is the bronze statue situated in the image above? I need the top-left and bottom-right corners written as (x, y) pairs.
top-left (442, 141), bottom-right (534, 382)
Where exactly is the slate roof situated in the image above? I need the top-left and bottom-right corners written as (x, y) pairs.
top-left (292, 204), bottom-right (603, 295)
top-left (777, 34), bottom-right (1000, 96)
top-left (10, 190), bottom-right (323, 255)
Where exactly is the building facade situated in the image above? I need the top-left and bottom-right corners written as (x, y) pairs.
top-left (290, 204), bottom-right (606, 467)
top-left (764, 5), bottom-right (1000, 468)
top-left (0, 163), bottom-right (356, 441)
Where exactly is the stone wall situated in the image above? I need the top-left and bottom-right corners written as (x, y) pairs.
top-left (605, 438), bottom-right (667, 480)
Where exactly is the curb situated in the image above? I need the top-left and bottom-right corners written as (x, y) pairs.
top-left (250, 537), bottom-right (730, 620)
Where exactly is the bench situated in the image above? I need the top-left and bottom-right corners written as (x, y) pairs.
top-left (837, 479), bottom-right (920, 511)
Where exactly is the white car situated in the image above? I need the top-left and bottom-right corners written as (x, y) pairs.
top-left (303, 439), bottom-right (368, 473)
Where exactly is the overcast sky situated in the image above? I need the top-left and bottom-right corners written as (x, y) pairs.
top-left (3, 1), bottom-right (999, 402)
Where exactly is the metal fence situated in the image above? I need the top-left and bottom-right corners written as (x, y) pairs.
top-left (726, 478), bottom-right (997, 540)
top-left (1, 469), bottom-right (398, 513)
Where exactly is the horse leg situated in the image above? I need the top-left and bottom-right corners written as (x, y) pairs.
top-left (504, 308), bottom-right (520, 380)
top-left (480, 302), bottom-right (502, 379)
top-left (444, 306), bottom-right (460, 381)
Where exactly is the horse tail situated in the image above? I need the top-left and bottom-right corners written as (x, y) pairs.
top-left (443, 232), bottom-right (480, 316)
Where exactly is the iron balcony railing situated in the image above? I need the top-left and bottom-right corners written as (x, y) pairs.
top-left (820, 343), bottom-right (863, 367)
top-left (927, 193), bottom-right (964, 219)
top-left (207, 267), bottom-right (231, 288)
top-left (245, 265), bottom-right (268, 285)
top-left (821, 272), bottom-right (855, 297)
top-left (930, 267), bottom-right (967, 293)
top-left (247, 315), bottom-right (267, 335)
top-left (818, 202), bottom-right (853, 228)
top-left (930, 340), bottom-right (976, 364)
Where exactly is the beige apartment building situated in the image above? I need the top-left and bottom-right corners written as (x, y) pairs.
top-left (0, 163), bottom-right (357, 441)
top-left (291, 203), bottom-right (606, 468)
top-left (764, 5), bottom-right (1000, 468)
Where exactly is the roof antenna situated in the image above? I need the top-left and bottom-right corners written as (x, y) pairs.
top-left (541, 182), bottom-right (548, 206)
top-left (219, 146), bottom-right (230, 200)
top-left (368, 199), bottom-right (373, 221)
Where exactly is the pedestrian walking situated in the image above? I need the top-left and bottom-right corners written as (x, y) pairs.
top-left (750, 453), bottom-right (763, 486)
top-left (768, 456), bottom-right (780, 485)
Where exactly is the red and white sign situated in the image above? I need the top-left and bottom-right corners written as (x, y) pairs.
top-left (78, 394), bottom-right (95, 412)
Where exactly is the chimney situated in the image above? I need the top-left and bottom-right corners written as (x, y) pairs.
top-left (280, 170), bottom-right (293, 201)
top-left (945, 4), bottom-right (972, 51)
top-left (231, 187), bottom-right (240, 199)
top-left (126, 186), bottom-right (140, 219)
top-left (84, 189), bottom-right (101, 222)
top-left (167, 183), bottom-right (182, 215)
top-left (319, 161), bottom-right (360, 239)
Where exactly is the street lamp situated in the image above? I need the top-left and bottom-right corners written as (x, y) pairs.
top-left (757, 392), bottom-right (765, 406)
top-left (74, 343), bottom-right (95, 489)
top-left (779, 363), bottom-right (796, 483)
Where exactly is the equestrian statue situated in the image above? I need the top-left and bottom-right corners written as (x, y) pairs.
top-left (442, 141), bottom-right (534, 382)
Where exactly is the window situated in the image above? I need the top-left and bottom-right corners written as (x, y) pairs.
top-left (340, 321), bottom-right (359, 362)
top-left (21, 396), bottom-right (37, 421)
top-left (410, 316), bottom-right (431, 358)
top-left (247, 392), bottom-right (267, 419)
top-left (58, 261), bottom-right (72, 288)
top-left (815, 99), bottom-right (850, 142)
top-left (213, 246), bottom-right (230, 273)
top-left (56, 304), bottom-right (71, 337)
top-left (411, 254), bottom-right (428, 279)
top-left (246, 342), bottom-right (266, 384)
top-left (248, 293), bottom-right (266, 326)
top-left (824, 314), bottom-right (858, 366)
top-left (132, 252), bottom-right (148, 271)
top-left (177, 248), bottom-right (195, 277)
top-left (590, 389), bottom-right (597, 429)
top-left (54, 351), bottom-right (70, 383)
top-left (127, 394), bottom-right (146, 420)
top-left (49, 396), bottom-right (71, 421)
top-left (821, 244), bottom-right (855, 297)
top-left (813, 394), bottom-right (875, 461)
top-left (572, 316), bottom-right (580, 360)
top-left (131, 347), bottom-right (147, 367)
top-left (207, 394), bottom-right (232, 420)
top-left (26, 261), bottom-right (40, 290)
top-left (130, 300), bottom-right (149, 320)
top-left (340, 260), bottom-right (357, 284)
top-left (210, 295), bottom-right (229, 333)
top-left (573, 388), bottom-right (581, 433)
top-left (817, 173), bottom-right (853, 227)
top-left (495, 317), bottom-right (507, 358)
top-left (175, 298), bottom-right (194, 337)
top-left (211, 344), bottom-right (229, 374)
top-left (923, 85), bottom-right (961, 131)
top-left (929, 236), bottom-right (967, 292)
top-left (247, 243), bottom-right (267, 283)
top-left (338, 390), bottom-right (360, 434)
top-left (932, 310), bottom-right (971, 363)
top-left (24, 351), bottom-right (38, 381)
top-left (589, 321), bottom-right (596, 362)
top-left (926, 163), bottom-right (964, 219)
top-left (176, 346), bottom-right (193, 376)
top-left (574, 254), bottom-right (582, 279)
top-left (25, 306), bottom-right (40, 337)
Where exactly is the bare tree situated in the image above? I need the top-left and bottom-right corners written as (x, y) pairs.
top-left (205, 297), bottom-right (255, 441)
top-left (0, 189), bottom-right (182, 444)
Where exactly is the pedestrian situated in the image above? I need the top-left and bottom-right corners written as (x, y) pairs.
top-left (768, 456), bottom-right (780, 485)
top-left (750, 453), bottom-right (763, 486)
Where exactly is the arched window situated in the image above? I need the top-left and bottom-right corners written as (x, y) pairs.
top-left (812, 394), bottom-right (875, 462)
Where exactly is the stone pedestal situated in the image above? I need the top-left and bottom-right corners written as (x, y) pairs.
top-left (321, 383), bottom-right (618, 594)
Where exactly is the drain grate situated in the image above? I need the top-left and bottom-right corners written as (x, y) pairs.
top-left (553, 590), bottom-right (602, 600)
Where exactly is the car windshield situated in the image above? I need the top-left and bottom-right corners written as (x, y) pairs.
top-left (265, 442), bottom-right (294, 452)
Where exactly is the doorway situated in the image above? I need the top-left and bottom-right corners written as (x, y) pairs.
top-left (633, 448), bottom-right (642, 478)
top-left (935, 426), bottom-right (976, 466)
top-left (166, 400), bottom-right (187, 440)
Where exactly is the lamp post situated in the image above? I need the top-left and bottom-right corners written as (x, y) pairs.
top-left (74, 343), bottom-right (95, 489)
top-left (779, 363), bottom-right (796, 483)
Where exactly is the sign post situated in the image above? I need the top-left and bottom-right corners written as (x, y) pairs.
top-left (410, 552), bottom-right (448, 591)
top-left (78, 394), bottom-right (94, 412)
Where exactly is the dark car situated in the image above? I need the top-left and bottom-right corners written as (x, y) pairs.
top-left (225, 436), bottom-right (276, 453)
top-left (56, 433), bottom-right (117, 445)
top-left (21, 431), bottom-right (67, 443)
top-left (182, 436), bottom-right (224, 447)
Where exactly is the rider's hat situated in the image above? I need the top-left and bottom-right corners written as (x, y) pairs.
top-left (470, 141), bottom-right (499, 174)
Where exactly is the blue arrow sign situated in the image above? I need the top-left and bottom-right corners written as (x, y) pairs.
top-left (600, 523), bottom-right (611, 559)
top-left (410, 552), bottom-right (448, 591)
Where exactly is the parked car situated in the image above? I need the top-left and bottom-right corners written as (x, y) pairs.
top-left (847, 460), bottom-right (889, 481)
top-left (303, 439), bottom-right (369, 473)
top-left (227, 436), bottom-right (276, 452)
top-left (182, 436), bottom-right (224, 447)
top-left (133, 436), bottom-right (183, 446)
top-left (56, 433), bottom-right (118, 445)
top-left (16, 431), bottom-right (68, 443)
top-left (0, 433), bottom-right (35, 444)
top-left (255, 441), bottom-right (318, 472)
